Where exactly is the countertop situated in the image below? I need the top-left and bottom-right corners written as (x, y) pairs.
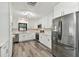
top-left (12, 29), bottom-right (39, 34)
top-left (12, 28), bottom-right (52, 34)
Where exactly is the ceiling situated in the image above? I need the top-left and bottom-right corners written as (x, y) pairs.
top-left (12, 2), bottom-right (59, 20)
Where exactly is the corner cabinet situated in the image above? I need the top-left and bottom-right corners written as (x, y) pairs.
top-left (54, 2), bottom-right (79, 18)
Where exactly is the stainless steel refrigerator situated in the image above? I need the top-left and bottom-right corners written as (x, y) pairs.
top-left (76, 11), bottom-right (79, 57)
top-left (52, 13), bottom-right (76, 57)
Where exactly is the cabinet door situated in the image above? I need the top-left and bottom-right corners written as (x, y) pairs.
top-left (63, 2), bottom-right (78, 15)
top-left (19, 34), bottom-right (27, 41)
top-left (42, 35), bottom-right (48, 46)
top-left (54, 2), bottom-right (79, 18)
top-left (54, 3), bottom-right (63, 18)
top-left (39, 33), bottom-right (45, 45)
top-left (42, 35), bottom-right (51, 49)
top-left (19, 33), bottom-right (35, 42)
top-left (39, 33), bottom-right (43, 44)
top-left (28, 33), bottom-right (35, 40)
top-left (46, 35), bottom-right (51, 49)
top-left (19, 36), bottom-right (23, 42)
top-left (39, 33), bottom-right (51, 49)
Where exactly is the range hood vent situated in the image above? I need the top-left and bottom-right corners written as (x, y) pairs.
top-left (27, 2), bottom-right (37, 6)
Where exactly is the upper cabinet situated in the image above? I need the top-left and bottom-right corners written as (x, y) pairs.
top-left (54, 3), bottom-right (63, 18)
top-left (38, 15), bottom-right (52, 29)
top-left (54, 2), bottom-right (79, 18)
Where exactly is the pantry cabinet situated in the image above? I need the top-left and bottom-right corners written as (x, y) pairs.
top-left (54, 2), bottom-right (79, 18)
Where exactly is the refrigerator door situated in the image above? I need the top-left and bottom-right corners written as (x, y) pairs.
top-left (76, 12), bottom-right (79, 57)
top-left (52, 13), bottom-right (75, 57)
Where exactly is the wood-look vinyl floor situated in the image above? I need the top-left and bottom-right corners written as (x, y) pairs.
top-left (12, 41), bottom-right (52, 57)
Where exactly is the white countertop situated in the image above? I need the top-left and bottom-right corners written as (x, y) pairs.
top-left (12, 28), bottom-right (51, 34)
top-left (12, 29), bottom-right (40, 34)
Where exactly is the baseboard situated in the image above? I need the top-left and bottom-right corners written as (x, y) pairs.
top-left (18, 39), bottom-right (36, 43)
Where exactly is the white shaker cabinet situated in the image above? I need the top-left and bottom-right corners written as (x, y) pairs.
top-left (19, 33), bottom-right (35, 42)
top-left (46, 35), bottom-right (51, 49)
top-left (54, 2), bottom-right (79, 18)
top-left (62, 2), bottom-right (78, 15)
top-left (39, 32), bottom-right (51, 49)
top-left (54, 3), bottom-right (63, 18)
top-left (39, 33), bottom-right (47, 47)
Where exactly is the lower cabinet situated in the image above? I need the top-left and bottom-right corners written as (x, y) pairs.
top-left (39, 33), bottom-right (51, 49)
top-left (0, 41), bottom-right (9, 57)
top-left (46, 35), bottom-right (51, 49)
top-left (19, 33), bottom-right (35, 42)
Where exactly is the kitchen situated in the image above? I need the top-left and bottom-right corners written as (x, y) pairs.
top-left (12, 2), bottom-right (53, 57)
top-left (0, 2), bottom-right (79, 57)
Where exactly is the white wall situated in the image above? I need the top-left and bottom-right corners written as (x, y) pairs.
top-left (0, 2), bottom-right (12, 56)
top-left (0, 2), bottom-right (9, 42)
top-left (0, 2), bottom-right (13, 57)
top-left (11, 2), bottom-right (56, 30)
top-left (12, 9), bottom-right (36, 30)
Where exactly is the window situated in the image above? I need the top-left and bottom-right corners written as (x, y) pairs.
top-left (18, 23), bottom-right (27, 31)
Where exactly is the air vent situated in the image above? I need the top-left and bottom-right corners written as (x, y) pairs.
top-left (27, 2), bottom-right (37, 6)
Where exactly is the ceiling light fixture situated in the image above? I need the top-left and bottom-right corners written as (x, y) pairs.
top-left (22, 11), bottom-right (36, 17)
top-left (27, 2), bottom-right (37, 6)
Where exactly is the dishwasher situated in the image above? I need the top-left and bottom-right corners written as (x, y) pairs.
top-left (35, 33), bottom-right (39, 41)
top-left (13, 34), bottom-right (19, 43)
